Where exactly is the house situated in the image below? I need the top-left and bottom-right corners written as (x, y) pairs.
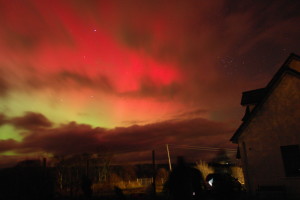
top-left (230, 53), bottom-right (300, 199)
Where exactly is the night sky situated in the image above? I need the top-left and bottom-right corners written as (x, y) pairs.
top-left (1, 0), bottom-right (300, 167)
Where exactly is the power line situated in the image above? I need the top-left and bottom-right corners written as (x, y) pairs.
top-left (167, 144), bottom-right (236, 152)
top-left (105, 144), bottom-right (236, 156)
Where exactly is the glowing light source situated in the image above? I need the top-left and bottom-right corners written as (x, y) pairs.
top-left (208, 178), bottom-right (214, 186)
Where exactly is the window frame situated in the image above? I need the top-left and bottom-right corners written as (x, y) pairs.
top-left (280, 144), bottom-right (300, 177)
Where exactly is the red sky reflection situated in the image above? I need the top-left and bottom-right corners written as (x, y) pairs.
top-left (0, 0), bottom-right (300, 167)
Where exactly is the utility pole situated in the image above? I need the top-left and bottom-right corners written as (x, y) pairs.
top-left (152, 150), bottom-right (156, 196)
top-left (166, 144), bottom-right (172, 171)
top-left (86, 158), bottom-right (89, 176)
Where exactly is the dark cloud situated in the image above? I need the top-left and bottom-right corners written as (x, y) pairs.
top-left (58, 72), bottom-right (115, 93)
top-left (58, 71), bottom-right (93, 87)
top-left (121, 120), bottom-right (147, 126)
top-left (19, 117), bottom-right (232, 157)
top-left (2, 112), bottom-right (234, 164)
top-left (173, 108), bottom-right (208, 119)
top-left (55, 71), bottom-right (180, 99)
top-left (0, 113), bottom-right (8, 126)
top-left (2, 70), bottom-right (116, 95)
top-left (9, 112), bottom-right (53, 130)
top-left (0, 74), bottom-right (9, 97)
top-left (102, 118), bottom-right (234, 154)
top-left (18, 122), bottom-right (106, 155)
top-left (0, 139), bottom-right (19, 153)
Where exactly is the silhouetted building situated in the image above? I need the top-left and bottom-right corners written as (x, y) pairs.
top-left (231, 54), bottom-right (300, 199)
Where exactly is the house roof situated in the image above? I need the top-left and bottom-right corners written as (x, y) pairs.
top-left (241, 88), bottom-right (266, 106)
top-left (230, 53), bottom-right (300, 143)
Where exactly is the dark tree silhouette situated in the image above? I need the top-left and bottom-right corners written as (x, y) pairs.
top-left (0, 159), bottom-right (55, 200)
top-left (165, 156), bottom-right (205, 200)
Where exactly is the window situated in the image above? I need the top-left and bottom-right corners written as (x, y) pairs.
top-left (280, 145), bottom-right (300, 177)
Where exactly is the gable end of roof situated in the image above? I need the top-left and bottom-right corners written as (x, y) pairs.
top-left (230, 53), bottom-right (300, 143)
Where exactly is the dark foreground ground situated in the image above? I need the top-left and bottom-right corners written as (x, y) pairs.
top-left (54, 195), bottom-right (286, 200)
top-left (53, 191), bottom-right (261, 200)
